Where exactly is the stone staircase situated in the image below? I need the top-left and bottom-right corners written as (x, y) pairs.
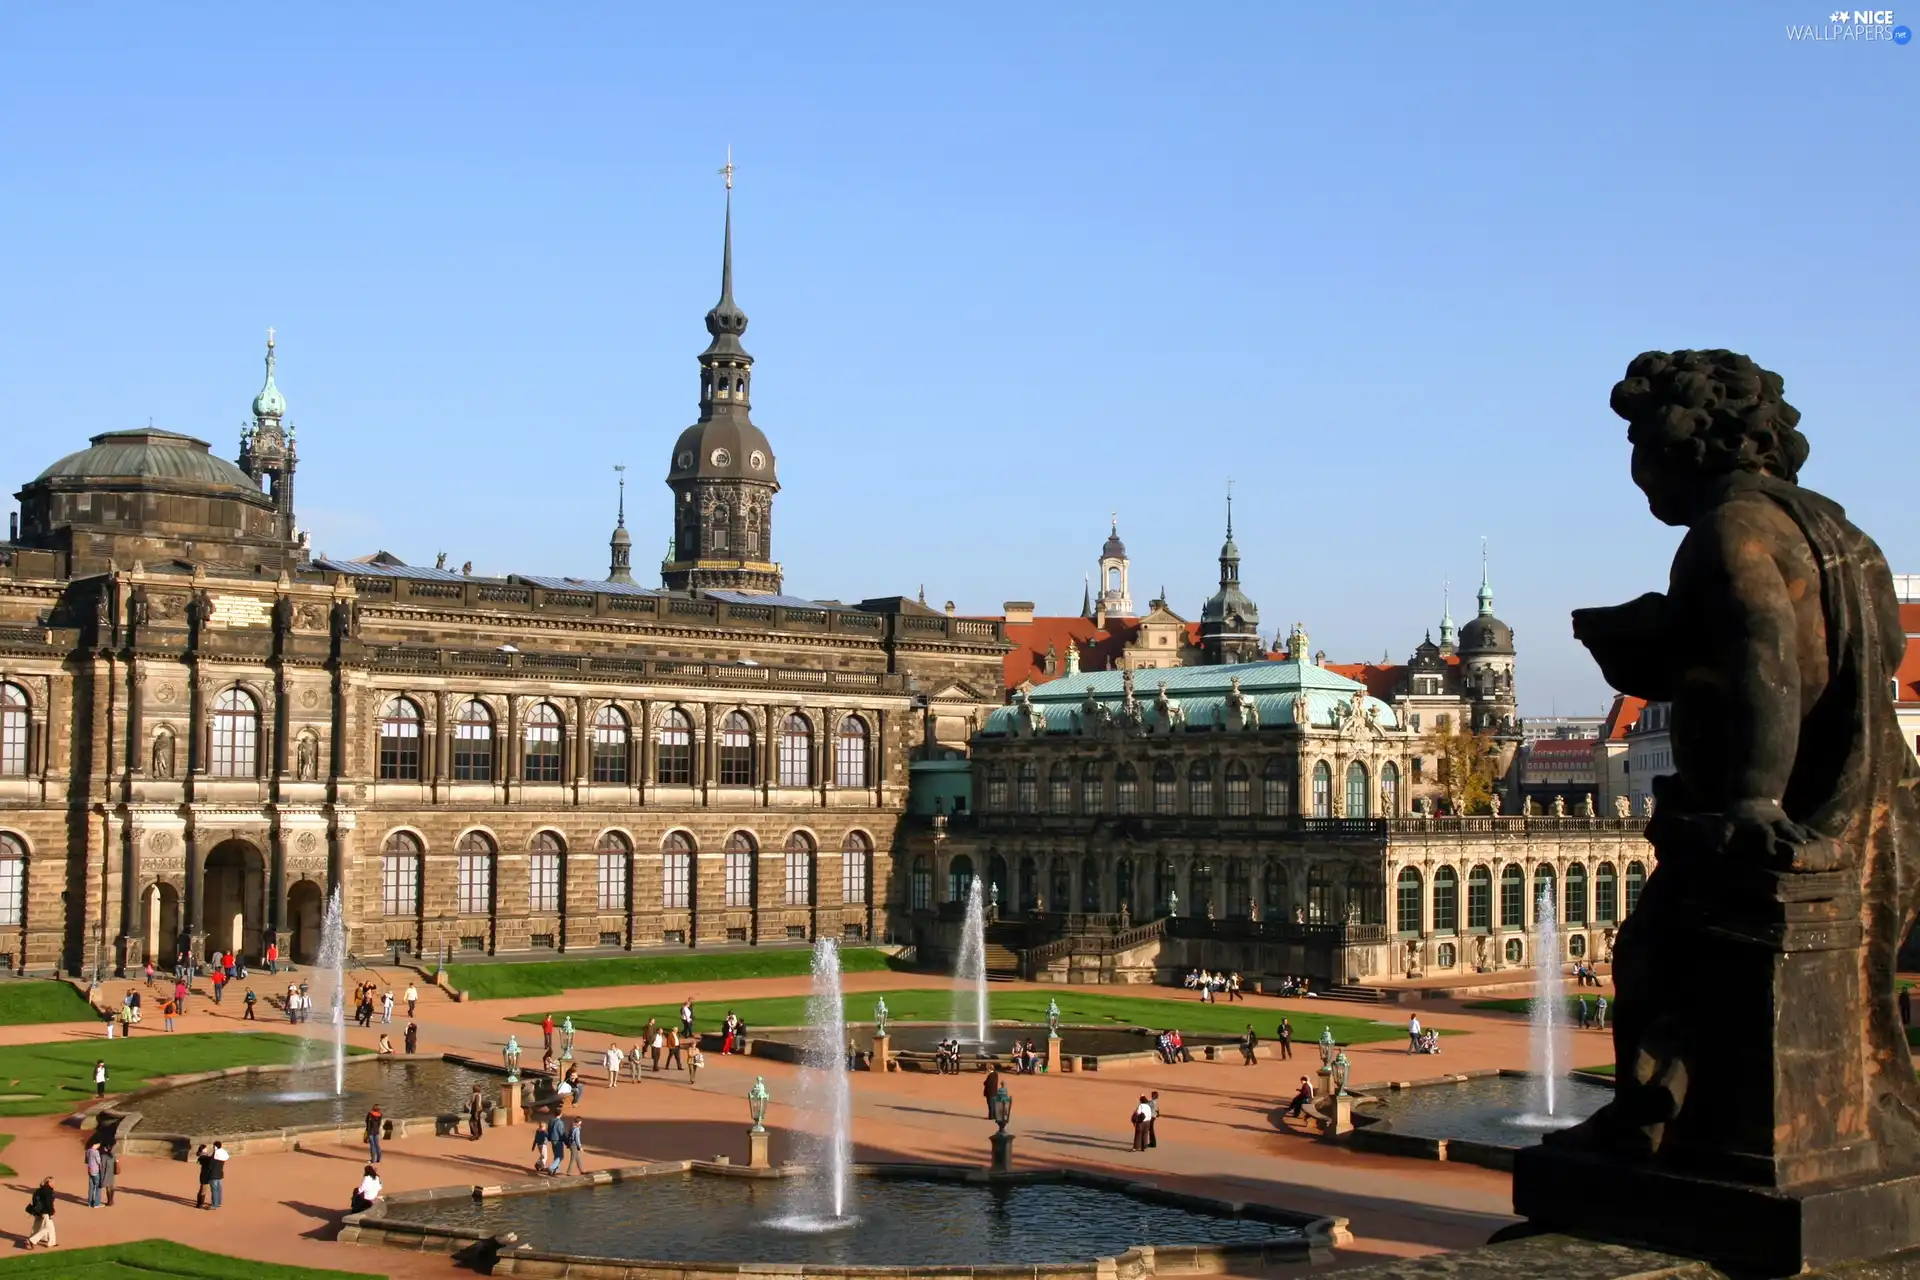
top-left (983, 922), bottom-right (1027, 980)
top-left (1318, 983), bottom-right (1399, 1004)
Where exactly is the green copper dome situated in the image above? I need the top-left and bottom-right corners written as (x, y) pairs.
top-left (252, 333), bottom-right (286, 418)
top-left (35, 428), bottom-right (263, 495)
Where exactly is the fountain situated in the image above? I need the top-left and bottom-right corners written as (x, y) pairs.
top-left (780, 937), bottom-right (854, 1229)
top-left (1527, 880), bottom-right (1564, 1123)
top-left (296, 885), bottom-right (350, 1097)
top-left (953, 876), bottom-right (989, 1047)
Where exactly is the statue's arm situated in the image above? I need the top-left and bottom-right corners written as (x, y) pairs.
top-left (1571, 592), bottom-right (1676, 698)
top-left (1674, 501), bottom-right (1803, 809)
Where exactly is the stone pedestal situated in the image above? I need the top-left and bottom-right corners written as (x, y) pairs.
top-left (746, 1127), bottom-right (770, 1169)
top-left (498, 1082), bottom-right (524, 1127)
top-left (1330, 1092), bottom-right (1354, 1136)
top-left (1046, 1037), bottom-right (1062, 1073)
top-left (990, 1131), bottom-right (1014, 1173)
top-left (871, 1033), bottom-right (890, 1074)
top-left (1316, 1068), bottom-right (1333, 1099)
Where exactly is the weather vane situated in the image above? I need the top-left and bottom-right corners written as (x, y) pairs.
top-left (719, 146), bottom-right (734, 191)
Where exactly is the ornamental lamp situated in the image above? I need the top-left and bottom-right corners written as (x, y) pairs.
top-left (993, 1084), bottom-right (1013, 1132)
top-left (748, 1076), bottom-right (770, 1133)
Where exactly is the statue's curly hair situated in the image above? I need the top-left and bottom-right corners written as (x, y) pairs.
top-left (1610, 349), bottom-right (1809, 483)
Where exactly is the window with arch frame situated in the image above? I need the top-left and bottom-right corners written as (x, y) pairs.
top-left (1467, 864), bottom-right (1493, 931)
top-left (453, 699), bottom-right (494, 781)
top-left (529, 831), bottom-right (564, 913)
top-left (985, 767), bottom-right (1008, 811)
top-left (1564, 861), bottom-right (1588, 926)
top-left (591, 706), bottom-right (629, 784)
top-left (1152, 760), bottom-right (1177, 815)
top-left (1395, 867), bottom-right (1422, 935)
top-left (1015, 761), bottom-right (1038, 813)
top-left (724, 831), bottom-right (756, 907)
top-left (0, 683), bottom-right (29, 776)
top-left (1115, 763), bottom-right (1139, 815)
top-left (1432, 865), bottom-right (1460, 933)
top-left (719, 712), bottom-right (756, 786)
top-left (523, 703), bottom-right (563, 782)
top-left (1500, 863), bottom-right (1526, 927)
top-left (841, 831), bottom-right (871, 905)
top-left (710, 504), bottom-right (730, 553)
top-left (778, 714), bottom-right (813, 787)
top-left (662, 832), bottom-right (694, 909)
top-left (1344, 760), bottom-right (1369, 818)
top-left (1048, 762), bottom-right (1072, 814)
top-left (1224, 761), bottom-right (1250, 816)
top-left (1380, 761), bottom-right (1400, 816)
top-left (1188, 760), bottom-right (1214, 816)
top-left (0, 832), bottom-right (25, 926)
top-left (655, 709), bottom-right (693, 785)
top-left (377, 697), bottom-right (422, 781)
top-left (596, 830), bottom-right (631, 911)
top-left (835, 716), bottom-right (869, 788)
top-left (455, 832), bottom-right (494, 915)
top-left (380, 831), bottom-right (422, 917)
top-left (783, 832), bottom-right (814, 906)
top-left (1595, 861), bottom-right (1618, 924)
top-left (210, 687), bottom-right (259, 777)
top-left (1262, 757), bottom-right (1292, 816)
top-left (1080, 761), bottom-right (1102, 814)
top-left (1311, 761), bottom-right (1333, 818)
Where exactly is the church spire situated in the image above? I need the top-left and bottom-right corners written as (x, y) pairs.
top-left (607, 464), bottom-right (633, 584)
top-left (1439, 580), bottom-right (1457, 653)
top-left (1477, 538), bottom-right (1495, 616)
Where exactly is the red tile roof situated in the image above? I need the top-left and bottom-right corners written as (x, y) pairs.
top-left (1001, 616), bottom-right (1138, 689)
top-left (1600, 693), bottom-right (1648, 741)
top-left (1324, 662), bottom-right (1403, 702)
top-left (1527, 737), bottom-right (1599, 759)
top-left (1898, 616), bottom-right (1920, 705)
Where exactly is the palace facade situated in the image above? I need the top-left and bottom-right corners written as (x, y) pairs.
top-left (0, 192), bottom-right (1007, 975)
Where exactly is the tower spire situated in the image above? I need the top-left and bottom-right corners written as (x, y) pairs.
top-left (1439, 579), bottom-right (1457, 653)
top-left (1226, 477), bottom-right (1234, 539)
top-left (1477, 537), bottom-right (1495, 616)
top-left (607, 463), bottom-right (633, 584)
top-left (718, 146), bottom-right (735, 303)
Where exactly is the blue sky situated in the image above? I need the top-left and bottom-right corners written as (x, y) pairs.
top-left (1, 3), bottom-right (1912, 715)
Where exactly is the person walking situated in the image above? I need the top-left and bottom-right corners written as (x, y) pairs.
top-left (687, 1045), bottom-right (704, 1085)
top-left (208, 1141), bottom-right (228, 1208)
top-left (982, 1066), bottom-right (1001, 1119)
top-left (1406, 1014), bottom-right (1421, 1054)
top-left (1277, 1018), bottom-right (1293, 1061)
top-left (93, 1059), bottom-right (108, 1098)
top-left (1146, 1091), bottom-right (1161, 1148)
top-left (85, 1139), bottom-right (105, 1208)
top-left (1131, 1095), bottom-right (1153, 1151)
top-left (1577, 996), bottom-right (1592, 1030)
top-left (24, 1177), bottom-right (56, 1248)
top-left (174, 976), bottom-right (188, 1014)
top-left (680, 999), bottom-right (695, 1038)
top-left (1239, 1025), bottom-right (1258, 1065)
top-left (542, 1013), bottom-right (556, 1056)
top-left (211, 967), bottom-right (225, 1005)
top-left (605, 1044), bottom-right (622, 1088)
top-left (406, 983), bottom-right (419, 1018)
top-left (531, 1124), bottom-right (551, 1176)
top-left (243, 988), bottom-right (258, 1021)
top-left (162, 996), bottom-right (177, 1032)
top-left (265, 940), bottom-right (278, 976)
top-left (563, 1117), bottom-right (586, 1175)
top-left (99, 1135), bottom-right (118, 1206)
top-left (629, 1040), bottom-right (645, 1082)
top-left (404, 1021), bottom-right (419, 1054)
top-left (364, 1106), bottom-right (384, 1164)
top-left (382, 989), bottom-right (395, 1024)
top-left (665, 1028), bottom-right (684, 1071)
top-left (1595, 995), bottom-right (1609, 1030)
top-left (546, 1113), bottom-right (567, 1176)
top-left (466, 1084), bottom-right (487, 1140)
top-left (144, 959), bottom-right (155, 988)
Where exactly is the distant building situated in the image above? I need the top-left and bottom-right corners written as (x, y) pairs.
top-left (1897, 576), bottom-right (1920, 761)
top-left (1593, 694), bottom-right (1646, 816)
top-left (1522, 716), bottom-right (1605, 743)
top-left (1517, 737), bottom-right (1600, 815)
top-left (1624, 701), bottom-right (1674, 815)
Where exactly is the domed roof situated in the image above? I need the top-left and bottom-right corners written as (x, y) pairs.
top-left (1459, 613), bottom-right (1514, 654)
top-left (668, 417), bottom-right (779, 485)
top-left (34, 429), bottom-right (264, 496)
top-left (1102, 526), bottom-right (1127, 560)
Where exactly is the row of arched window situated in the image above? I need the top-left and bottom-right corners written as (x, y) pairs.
top-left (1393, 860), bottom-right (1647, 935)
top-left (0, 833), bottom-right (25, 926)
top-left (4, 682), bottom-right (266, 781)
top-left (983, 757), bottom-right (1401, 819)
top-left (1, 684), bottom-right (29, 777)
top-left (379, 699), bottom-right (871, 788)
top-left (376, 827), bottom-right (874, 918)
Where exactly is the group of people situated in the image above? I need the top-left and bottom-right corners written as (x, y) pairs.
top-left (1129, 1092), bottom-right (1162, 1150)
top-left (1575, 995), bottom-right (1610, 1030)
top-left (1180, 970), bottom-right (1245, 1002)
top-left (1570, 961), bottom-right (1605, 987)
top-left (1155, 1029), bottom-right (1195, 1064)
top-left (350, 981), bottom-right (395, 1028)
top-left (1270, 975), bottom-right (1315, 997)
top-left (1405, 1015), bottom-right (1441, 1054)
top-left (530, 1111), bottom-right (588, 1177)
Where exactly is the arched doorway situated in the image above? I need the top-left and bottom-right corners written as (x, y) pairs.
top-left (288, 879), bottom-right (324, 964)
top-left (144, 882), bottom-right (179, 965)
top-left (203, 839), bottom-right (266, 962)
top-left (986, 853), bottom-right (1009, 914)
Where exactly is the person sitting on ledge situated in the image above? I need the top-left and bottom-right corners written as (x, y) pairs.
top-left (1287, 1077), bottom-right (1315, 1120)
top-left (349, 1164), bottom-right (381, 1214)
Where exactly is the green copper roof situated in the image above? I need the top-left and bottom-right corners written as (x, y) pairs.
top-left (984, 658), bottom-right (1400, 735)
top-left (35, 428), bottom-right (263, 494)
top-left (252, 335), bottom-right (286, 418)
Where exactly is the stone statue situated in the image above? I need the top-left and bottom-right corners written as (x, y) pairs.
top-left (1490, 792), bottom-right (1503, 817)
top-left (1522, 350), bottom-right (1920, 1272)
top-left (1523, 796), bottom-right (1537, 817)
top-left (1641, 793), bottom-right (1656, 818)
top-left (1118, 901), bottom-right (1130, 927)
top-left (1580, 794), bottom-right (1596, 818)
top-left (295, 732), bottom-right (319, 781)
top-left (874, 997), bottom-right (889, 1036)
top-left (1614, 795), bottom-right (1632, 819)
top-left (1318, 1025), bottom-right (1337, 1072)
top-left (1045, 998), bottom-right (1061, 1040)
top-left (561, 1015), bottom-right (575, 1060)
top-left (1551, 794), bottom-right (1567, 818)
top-left (1403, 937), bottom-right (1420, 974)
top-left (150, 728), bottom-right (174, 780)
top-left (1290, 694), bottom-right (1310, 726)
top-left (1474, 933), bottom-right (1491, 971)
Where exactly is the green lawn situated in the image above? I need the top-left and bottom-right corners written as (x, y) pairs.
top-left (519, 987), bottom-right (1410, 1045)
top-left (0, 1032), bottom-right (362, 1118)
top-left (450, 947), bottom-right (897, 1000)
top-left (0, 1132), bottom-right (14, 1177)
top-left (0, 1239), bottom-right (377, 1278)
top-left (0, 981), bottom-right (100, 1025)
top-left (1464, 995), bottom-right (1619, 1021)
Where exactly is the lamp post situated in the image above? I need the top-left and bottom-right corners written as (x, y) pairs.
top-left (561, 1015), bottom-right (576, 1062)
top-left (746, 1075), bottom-right (771, 1167)
top-left (990, 1084), bottom-right (1015, 1172)
top-left (499, 1034), bottom-right (525, 1127)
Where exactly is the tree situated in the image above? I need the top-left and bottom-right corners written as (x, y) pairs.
top-left (1421, 719), bottom-right (1500, 815)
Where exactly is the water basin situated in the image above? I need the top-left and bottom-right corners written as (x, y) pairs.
top-left (120, 1057), bottom-right (498, 1136)
top-left (1362, 1074), bottom-right (1610, 1148)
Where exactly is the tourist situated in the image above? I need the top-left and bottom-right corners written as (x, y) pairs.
top-left (546, 1113), bottom-right (567, 1176)
top-left (982, 1065), bottom-right (1001, 1118)
top-left (1286, 1076), bottom-right (1314, 1119)
top-left (629, 1040), bottom-right (645, 1082)
top-left (1240, 1025), bottom-right (1258, 1065)
top-left (377, 1033), bottom-right (393, 1055)
top-left (208, 1141), bottom-right (228, 1207)
top-left (382, 989), bottom-right (395, 1024)
top-left (1577, 996), bottom-right (1591, 1030)
top-left (563, 1117), bottom-right (586, 1175)
top-left (1595, 995), bottom-right (1609, 1030)
top-left (350, 1164), bottom-right (382, 1214)
top-left (365, 1106), bottom-right (384, 1163)
top-left (1131, 1095), bottom-right (1153, 1151)
top-left (687, 1044), bottom-right (704, 1085)
top-left (406, 982), bottom-right (419, 1017)
top-left (1172, 1030), bottom-right (1192, 1063)
top-left (24, 1176), bottom-right (56, 1248)
top-left (605, 1043), bottom-right (623, 1088)
top-left (162, 996), bottom-right (177, 1032)
top-left (93, 1059), bottom-right (108, 1098)
top-left (99, 1135), bottom-right (118, 1206)
top-left (117, 1001), bottom-right (134, 1038)
top-left (1228, 972), bottom-right (1245, 1002)
top-left (243, 987), bottom-right (257, 1021)
top-left (265, 940), bottom-right (278, 975)
top-left (530, 1124), bottom-right (551, 1176)
top-left (404, 1021), bottom-right (419, 1055)
top-left (1146, 1091), bottom-right (1161, 1147)
top-left (171, 976), bottom-right (187, 1012)
top-left (1277, 1018), bottom-right (1293, 1060)
top-left (144, 959), bottom-right (155, 988)
top-left (542, 1013), bottom-right (556, 1055)
top-left (650, 1026), bottom-right (665, 1072)
top-left (194, 1143), bottom-right (214, 1208)
top-left (85, 1138), bottom-right (104, 1207)
top-left (541, 1049), bottom-right (557, 1076)
top-left (211, 966), bottom-right (225, 1005)
top-left (665, 1027), bottom-right (684, 1071)
top-left (680, 998), bottom-right (695, 1038)
top-left (564, 1065), bottom-right (582, 1106)
top-left (555, 1074), bottom-right (573, 1109)
top-left (721, 1011), bottom-right (740, 1054)
top-left (466, 1085), bottom-right (487, 1140)
top-left (359, 990), bottom-right (376, 1028)
top-left (1406, 1014), bottom-right (1422, 1054)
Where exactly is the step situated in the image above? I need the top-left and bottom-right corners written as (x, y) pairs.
top-left (1319, 984), bottom-right (1397, 1004)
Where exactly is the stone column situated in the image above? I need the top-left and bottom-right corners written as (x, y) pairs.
top-left (181, 824), bottom-right (202, 959)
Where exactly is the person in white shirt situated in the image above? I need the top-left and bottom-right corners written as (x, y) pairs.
top-left (350, 1164), bottom-right (382, 1213)
top-left (605, 1044), bottom-right (623, 1088)
top-left (405, 984), bottom-right (419, 1017)
top-left (1407, 1014), bottom-right (1423, 1054)
top-left (1131, 1095), bottom-right (1154, 1151)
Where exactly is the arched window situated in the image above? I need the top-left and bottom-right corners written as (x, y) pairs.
top-left (1015, 761), bottom-right (1038, 813)
top-left (1467, 864), bottom-right (1493, 932)
top-left (778, 714), bottom-right (813, 787)
top-left (1433, 866), bottom-right (1459, 934)
top-left (745, 510), bottom-right (761, 557)
top-left (911, 855), bottom-right (933, 912)
top-left (1534, 864), bottom-right (1558, 925)
top-left (1049, 857), bottom-right (1071, 911)
top-left (1225, 858), bottom-right (1250, 916)
top-left (380, 831), bottom-right (422, 917)
top-left (1311, 761), bottom-right (1332, 818)
top-left (377, 697), bottom-right (422, 781)
top-left (1224, 761), bottom-right (1250, 816)
top-left (1188, 760), bottom-right (1213, 816)
top-left (655, 709), bottom-right (693, 785)
top-left (1625, 860), bottom-right (1647, 916)
top-left (1380, 761), bottom-right (1400, 816)
top-left (208, 687), bottom-right (259, 778)
top-left (0, 833), bottom-right (26, 926)
top-left (523, 703), bottom-right (563, 782)
top-left (719, 712), bottom-right (755, 786)
top-left (1564, 861), bottom-right (1588, 926)
top-left (1264, 860), bottom-right (1291, 921)
top-left (835, 716), bottom-right (869, 788)
top-left (985, 767), bottom-right (1009, 811)
top-left (1115, 763), bottom-right (1139, 815)
top-left (1080, 761), bottom-right (1103, 814)
top-left (1345, 761), bottom-right (1369, 818)
top-left (710, 504), bottom-right (730, 553)
top-left (1048, 762), bottom-right (1072, 814)
top-left (1306, 864), bottom-right (1332, 922)
top-left (596, 830), bottom-right (631, 911)
top-left (1115, 857), bottom-right (1134, 916)
top-left (1396, 867), bottom-right (1422, 935)
top-left (1595, 861), bottom-right (1618, 924)
top-left (1156, 860), bottom-right (1177, 915)
top-left (528, 831), bottom-right (564, 913)
top-left (1152, 760), bottom-right (1178, 815)
top-left (950, 853), bottom-right (977, 904)
top-left (1080, 855), bottom-right (1101, 912)
top-left (592, 706), bottom-right (629, 784)
top-left (455, 831), bottom-right (494, 915)
top-left (453, 699), bottom-right (494, 782)
top-left (783, 831), bottom-right (814, 906)
top-left (724, 831), bottom-right (756, 906)
top-left (1347, 864), bottom-right (1383, 925)
top-left (1263, 757), bottom-right (1292, 816)
top-left (841, 831), bottom-right (871, 905)
top-left (662, 832), bottom-right (694, 909)
top-left (1500, 863), bottom-right (1525, 928)
top-left (1, 684), bottom-right (30, 776)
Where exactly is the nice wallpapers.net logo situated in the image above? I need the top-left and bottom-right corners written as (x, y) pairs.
top-left (1787, 9), bottom-right (1912, 42)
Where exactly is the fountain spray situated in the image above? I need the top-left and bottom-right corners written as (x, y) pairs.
top-left (954, 877), bottom-right (989, 1046)
top-left (794, 937), bottom-right (854, 1222)
top-left (1530, 880), bottom-right (1563, 1118)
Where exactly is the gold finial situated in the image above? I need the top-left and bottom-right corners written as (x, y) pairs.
top-left (266, 325), bottom-right (276, 349)
top-left (719, 146), bottom-right (734, 191)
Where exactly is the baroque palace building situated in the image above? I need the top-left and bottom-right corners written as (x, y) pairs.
top-left (0, 189), bottom-right (1008, 976)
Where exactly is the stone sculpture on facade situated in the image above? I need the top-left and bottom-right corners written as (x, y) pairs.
top-left (150, 728), bottom-right (174, 780)
top-left (1514, 350), bottom-right (1920, 1273)
top-left (1614, 795), bottom-right (1632, 819)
